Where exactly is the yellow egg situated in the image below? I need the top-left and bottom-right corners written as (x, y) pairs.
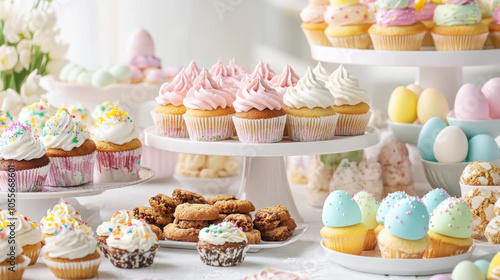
top-left (417, 88), bottom-right (450, 124)
top-left (488, 252), bottom-right (500, 279)
top-left (388, 86), bottom-right (418, 123)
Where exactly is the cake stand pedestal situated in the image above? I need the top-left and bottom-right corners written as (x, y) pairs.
top-left (144, 126), bottom-right (379, 222)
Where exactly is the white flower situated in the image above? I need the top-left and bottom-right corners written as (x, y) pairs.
top-left (17, 39), bottom-right (32, 70)
top-left (45, 58), bottom-right (67, 76)
top-left (0, 88), bottom-right (24, 116)
top-left (32, 29), bottom-right (57, 54)
top-left (0, 45), bottom-right (18, 71)
top-left (2, 1), bottom-right (25, 43)
top-left (0, 1), bottom-right (14, 21)
top-left (27, 9), bottom-right (56, 33)
top-left (47, 40), bottom-right (68, 59)
top-left (20, 70), bottom-right (45, 104)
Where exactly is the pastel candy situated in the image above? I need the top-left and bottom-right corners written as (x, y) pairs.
top-left (91, 70), bottom-right (117, 88)
top-left (376, 191), bottom-right (408, 224)
top-left (322, 190), bottom-right (362, 227)
top-left (429, 197), bottom-right (473, 238)
top-left (422, 188), bottom-right (450, 215)
top-left (385, 197), bottom-right (429, 240)
top-left (353, 191), bottom-right (380, 230)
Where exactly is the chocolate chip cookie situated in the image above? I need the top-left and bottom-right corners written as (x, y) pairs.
top-left (245, 229), bottom-right (261, 244)
top-left (174, 219), bottom-right (211, 229)
top-left (149, 193), bottom-right (177, 216)
top-left (149, 224), bottom-right (165, 240)
top-left (214, 199), bottom-right (255, 214)
top-left (133, 206), bottom-right (173, 228)
top-left (260, 225), bottom-right (292, 241)
top-left (172, 189), bottom-right (207, 204)
top-left (253, 205), bottom-right (291, 231)
top-left (173, 203), bottom-right (219, 221)
top-left (207, 194), bottom-right (236, 205)
top-left (163, 223), bottom-right (201, 242)
top-left (279, 218), bottom-right (297, 231)
top-left (223, 214), bottom-right (253, 232)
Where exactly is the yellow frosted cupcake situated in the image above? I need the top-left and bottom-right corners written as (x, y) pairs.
top-left (300, 3), bottom-right (330, 46)
top-left (489, 0), bottom-right (500, 47)
top-left (353, 191), bottom-right (380, 250)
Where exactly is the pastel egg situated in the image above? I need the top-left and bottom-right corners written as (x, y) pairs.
top-left (473, 259), bottom-right (489, 280)
top-left (385, 197), bottom-right (429, 240)
top-left (91, 70), bottom-right (117, 88)
top-left (455, 84), bottom-right (489, 121)
top-left (418, 117), bottom-right (448, 162)
top-left (452, 261), bottom-right (484, 280)
top-left (109, 64), bottom-right (132, 82)
top-left (406, 84), bottom-right (424, 96)
top-left (388, 86), bottom-right (418, 123)
top-left (76, 71), bottom-right (92, 85)
top-left (417, 88), bottom-right (449, 124)
top-left (433, 126), bottom-right (468, 163)
top-left (466, 134), bottom-right (500, 162)
top-left (481, 77), bottom-right (500, 119)
top-left (488, 252), bottom-right (500, 279)
top-left (59, 63), bottom-right (76, 81)
top-left (67, 66), bottom-right (85, 83)
top-left (322, 190), bottom-right (362, 227)
top-left (353, 191), bottom-right (380, 230)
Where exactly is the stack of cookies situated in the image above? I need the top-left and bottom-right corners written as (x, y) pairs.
top-left (164, 203), bottom-right (221, 242)
top-left (133, 199), bottom-right (174, 241)
top-left (254, 205), bottom-right (297, 241)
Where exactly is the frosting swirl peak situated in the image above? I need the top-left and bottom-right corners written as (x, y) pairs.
top-left (93, 107), bottom-right (139, 145)
top-left (0, 122), bottom-right (46, 161)
top-left (233, 74), bottom-right (284, 112)
top-left (42, 108), bottom-right (91, 151)
top-left (198, 222), bottom-right (247, 245)
top-left (183, 69), bottom-right (235, 110)
top-left (284, 67), bottom-right (335, 109)
top-left (327, 65), bottom-right (370, 106)
top-left (156, 70), bottom-right (191, 106)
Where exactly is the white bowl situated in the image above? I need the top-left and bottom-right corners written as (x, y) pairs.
top-left (172, 173), bottom-right (239, 195)
top-left (387, 120), bottom-right (422, 146)
top-left (447, 110), bottom-right (500, 139)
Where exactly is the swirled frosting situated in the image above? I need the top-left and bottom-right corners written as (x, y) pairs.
top-left (0, 122), bottom-right (46, 160)
top-left (270, 65), bottom-right (300, 96)
top-left (92, 101), bottom-right (119, 122)
top-left (183, 69), bottom-right (235, 110)
top-left (18, 99), bottom-right (58, 136)
top-left (106, 220), bottom-right (158, 252)
top-left (233, 74), bottom-right (284, 113)
top-left (313, 62), bottom-right (331, 85)
top-left (300, 4), bottom-right (328, 23)
top-left (211, 61), bottom-right (240, 90)
top-left (184, 60), bottom-right (201, 81)
top-left (63, 104), bottom-right (92, 128)
top-left (376, 0), bottom-right (414, 9)
top-left (227, 58), bottom-right (250, 79)
top-left (3, 211), bottom-right (42, 247)
top-left (199, 222), bottom-right (247, 245)
top-left (210, 60), bottom-right (231, 77)
top-left (375, 8), bottom-right (419, 26)
top-left (94, 107), bottom-right (139, 145)
top-left (44, 226), bottom-right (97, 259)
top-left (434, 3), bottom-right (482, 25)
top-left (494, 7), bottom-right (500, 24)
top-left (0, 222), bottom-right (23, 262)
top-left (418, 2), bottom-right (438, 20)
top-left (0, 110), bottom-right (12, 135)
top-left (215, 75), bottom-right (239, 94)
top-left (327, 65), bottom-right (370, 106)
top-left (42, 108), bottom-right (90, 151)
top-left (284, 67), bottom-right (335, 109)
top-left (156, 70), bottom-right (191, 106)
top-left (242, 61), bottom-right (276, 84)
top-left (324, 4), bottom-right (371, 25)
top-left (96, 210), bottom-right (134, 237)
top-left (39, 199), bottom-right (88, 235)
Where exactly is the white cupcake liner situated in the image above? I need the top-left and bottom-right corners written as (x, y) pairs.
top-left (335, 111), bottom-right (372, 136)
top-left (0, 255), bottom-right (30, 280)
top-left (44, 153), bottom-right (95, 187)
top-left (287, 114), bottom-right (339, 142)
top-left (0, 164), bottom-right (50, 192)
top-left (302, 28), bottom-right (331, 46)
top-left (326, 34), bottom-right (371, 49)
top-left (150, 111), bottom-right (188, 138)
top-left (487, 31), bottom-right (500, 48)
top-left (431, 32), bottom-right (488, 51)
top-left (94, 147), bottom-right (142, 183)
top-left (43, 252), bottom-right (101, 279)
top-left (232, 115), bottom-right (286, 143)
top-left (183, 114), bottom-right (234, 141)
top-left (370, 32), bottom-right (425, 51)
top-left (23, 243), bottom-right (42, 265)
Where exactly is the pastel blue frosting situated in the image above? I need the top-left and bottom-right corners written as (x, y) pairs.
top-left (322, 190), bottom-right (362, 227)
top-left (385, 197), bottom-right (430, 240)
top-left (376, 191), bottom-right (408, 224)
top-left (422, 188), bottom-right (450, 215)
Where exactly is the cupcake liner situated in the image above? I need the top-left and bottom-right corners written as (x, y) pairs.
top-left (196, 242), bottom-right (249, 267)
top-left (321, 235), bottom-right (366, 255)
top-left (0, 255), bottom-right (30, 280)
top-left (370, 32), bottom-right (425, 51)
top-left (44, 153), bottom-right (95, 187)
top-left (23, 242), bottom-right (42, 265)
top-left (150, 111), bottom-right (188, 138)
top-left (97, 240), bottom-right (109, 258)
top-left (0, 164), bottom-right (50, 192)
top-left (301, 28), bottom-right (331, 46)
top-left (363, 229), bottom-right (377, 251)
top-left (378, 242), bottom-right (427, 259)
top-left (422, 30), bottom-right (434, 46)
top-left (183, 114), bottom-right (234, 141)
top-left (287, 114), bottom-right (339, 142)
top-left (431, 32), bottom-right (488, 51)
top-left (423, 237), bottom-right (472, 258)
top-left (232, 115), bottom-right (286, 143)
top-left (335, 111), bottom-right (372, 136)
top-left (490, 32), bottom-right (500, 48)
top-left (107, 245), bottom-right (158, 269)
top-left (43, 252), bottom-right (101, 279)
top-left (94, 147), bottom-right (142, 183)
top-left (326, 34), bottom-right (371, 49)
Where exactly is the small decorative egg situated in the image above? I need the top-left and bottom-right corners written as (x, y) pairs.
top-left (127, 28), bottom-right (155, 58)
top-left (466, 134), bottom-right (500, 162)
top-left (376, 191), bottom-right (408, 224)
top-left (322, 190), bottom-right (362, 227)
top-left (406, 84), bottom-right (424, 96)
top-left (385, 197), bottom-right (429, 240)
top-left (388, 86), bottom-right (418, 123)
top-left (473, 259), bottom-right (489, 280)
top-left (454, 84), bottom-right (489, 121)
top-left (452, 261), bottom-right (484, 280)
top-left (91, 70), bottom-right (117, 88)
top-left (422, 188), bottom-right (450, 215)
top-left (59, 63), bottom-right (76, 82)
top-left (433, 126), bottom-right (468, 163)
top-left (418, 117), bottom-right (448, 162)
top-left (76, 71), bottom-right (92, 85)
top-left (481, 77), bottom-right (500, 119)
top-left (429, 197), bottom-right (473, 238)
top-left (108, 64), bottom-right (132, 83)
top-left (417, 88), bottom-right (449, 124)
top-left (67, 66), bottom-right (85, 83)
top-left (353, 191), bottom-right (380, 230)
top-left (488, 252), bottom-right (500, 279)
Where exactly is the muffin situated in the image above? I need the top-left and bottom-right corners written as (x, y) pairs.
top-left (0, 122), bottom-right (50, 192)
top-left (489, 0), bottom-right (500, 47)
top-left (0, 224), bottom-right (29, 280)
top-left (96, 209), bottom-right (134, 257)
top-left (6, 211), bottom-right (42, 265)
top-left (43, 226), bottom-right (101, 279)
top-left (353, 191), bottom-right (380, 250)
top-left (232, 74), bottom-right (286, 143)
top-left (421, 188), bottom-right (450, 215)
top-left (270, 65), bottom-right (299, 97)
top-left (320, 190), bottom-right (368, 255)
top-left (93, 107), bottom-right (142, 182)
top-left (378, 197), bottom-right (430, 259)
top-left (196, 222), bottom-right (248, 267)
top-left (374, 191), bottom-right (408, 236)
top-left (424, 197), bottom-right (474, 258)
top-left (327, 65), bottom-right (371, 136)
top-left (300, 2), bottom-right (330, 46)
top-left (0, 110), bottom-right (13, 136)
top-left (283, 67), bottom-right (338, 142)
top-left (18, 99), bottom-right (58, 136)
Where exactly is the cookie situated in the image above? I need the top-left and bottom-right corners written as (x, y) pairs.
top-left (212, 214), bottom-right (226, 225)
top-left (261, 225), bottom-right (292, 241)
top-left (149, 224), bottom-right (165, 240)
top-left (163, 223), bottom-right (200, 242)
top-left (172, 189), bottom-right (207, 204)
top-left (257, 205), bottom-right (291, 222)
top-left (133, 206), bottom-right (173, 228)
top-left (173, 203), bottom-right (219, 221)
top-left (279, 218), bottom-right (297, 231)
top-left (149, 194), bottom-right (177, 216)
top-left (245, 229), bottom-right (261, 244)
top-left (223, 214), bottom-right (253, 232)
top-left (207, 194), bottom-right (236, 205)
top-left (174, 219), bottom-right (210, 229)
top-left (214, 199), bottom-right (255, 214)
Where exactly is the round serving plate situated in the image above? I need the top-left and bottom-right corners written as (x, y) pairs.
top-left (474, 238), bottom-right (500, 254)
top-left (387, 120), bottom-right (422, 146)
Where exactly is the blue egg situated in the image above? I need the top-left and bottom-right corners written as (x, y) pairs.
top-left (418, 117), bottom-right (448, 162)
top-left (422, 188), bottom-right (450, 215)
top-left (376, 191), bottom-right (408, 224)
top-left (385, 197), bottom-right (429, 240)
top-left (466, 134), bottom-right (500, 162)
top-left (322, 190), bottom-right (362, 227)
top-left (473, 259), bottom-right (489, 280)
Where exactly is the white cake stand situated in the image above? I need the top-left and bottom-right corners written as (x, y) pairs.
top-left (144, 126), bottom-right (379, 222)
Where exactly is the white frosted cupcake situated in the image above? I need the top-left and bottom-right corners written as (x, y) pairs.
top-left (18, 99), bottom-right (58, 137)
top-left (0, 224), bottom-right (29, 280)
top-left (312, 62), bottom-right (331, 86)
top-left (4, 211), bottom-right (42, 265)
top-left (96, 209), bottom-right (134, 258)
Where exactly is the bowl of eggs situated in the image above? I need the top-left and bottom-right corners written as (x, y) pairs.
top-left (447, 111), bottom-right (500, 139)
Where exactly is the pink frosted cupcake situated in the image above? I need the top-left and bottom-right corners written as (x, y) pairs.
top-left (183, 69), bottom-right (236, 141)
top-left (417, 1), bottom-right (438, 46)
top-left (152, 70), bottom-right (191, 137)
top-left (227, 58), bottom-right (250, 81)
top-left (184, 60), bottom-right (201, 82)
top-left (240, 60), bottom-right (276, 85)
top-left (270, 65), bottom-right (300, 96)
top-left (210, 60), bottom-right (240, 91)
top-left (232, 74), bottom-right (286, 143)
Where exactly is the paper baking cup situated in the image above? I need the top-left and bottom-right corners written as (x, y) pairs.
top-left (94, 147), bottom-right (142, 183)
top-left (422, 30), bottom-right (434, 46)
top-left (489, 32), bottom-right (500, 48)
top-left (321, 235), bottom-right (366, 255)
top-left (43, 252), bottom-right (101, 279)
top-left (335, 111), bottom-right (372, 136)
top-left (23, 242), bottom-right (42, 265)
top-left (0, 164), bottom-right (50, 192)
top-left (423, 238), bottom-right (471, 258)
top-left (327, 34), bottom-right (371, 49)
top-left (431, 32), bottom-right (488, 51)
top-left (232, 115), bottom-right (286, 143)
top-left (107, 246), bottom-right (158, 269)
top-left (301, 28), bottom-right (331, 46)
top-left (378, 243), bottom-right (427, 259)
top-left (363, 230), bottom-right (377, 251)
top-left (0, 255), bottom-right (30, 280)
top-left (287, 114), bottom-right (339, 142)
top-left (150, 111), bottom-right (188, 138)
top-left (183, 114), bottom-right (234, 141)
top-left (370, 32), bottom-right (425, 51)
top-left (44, 153), bottom-right (95, 187)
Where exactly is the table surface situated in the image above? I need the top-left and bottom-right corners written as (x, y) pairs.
top-left (21, 176), bottom-right (494, 280)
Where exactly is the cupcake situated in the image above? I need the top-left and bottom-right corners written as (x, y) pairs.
top-left (226, 58), bottom-right (250, 81)
top-left (6, 211), bottom-right (42, 265)
top-left (210, 59), bottom-right (240, 91)
top-left (183, 60), bottom-right (201, 82)
top-left (320, 190), bottom-right (368, 255)
top-left (312, 62), bottom-right (331, 86)
top-left (18, 99), bottom-right (58, 136)
top-left (327, 65), bottom-right (371, 136)
top-left (432, 0), bottom-right (488, 51)
top-left (152, 70), bottom-right (191, 137)
top-left (0, 122), bottom-right (50, 192)
top-left (0, 222), bottom-right (29, 280)
top-left (374, 191), bottom-right (408, 236)
top-left (489, 0), bottom-right (500, 47)
top-left (353, 191), bottom-right (380, 250)
top-left (377, 197), bottom-right (430, 259)
top-left (129, 66), bottom-right (144, 84)
top-left (424, 197), bottom-right (474, 258)
top-left (369, 0), bottom-right (427, 50)
top-left (418, 0), bottom-right (438, 46)
top-left (41, 108), bottom-right (96, 187)
top-left (183, 69), bottom-right (235, 141)
top-left (96, 209), bottom-right (134, 257)
top-left (0, 110), bottom-right (13, 136)
top-left (43, 226), bottom-right (101, 279)
top-left (421, 188), bottom-right (450, 215)
top-left (196, 222), bottom-right (248, 267)
top-left (240, 60), bottom-right (276, 85)
top-left (62, 104), bottom-right (93, 129)
top-left (232, 74), bottom-right (286, 143)
top-left (91, 101), bottom-right (120, 122)
top-left (106, 219), bottom-right (159, 269)
top-left (93, 107), bottom-right (142, 182)
top-left (269, 65), bottom-right (299, 97)
top-left (300, 2), bottom-right (330, 46)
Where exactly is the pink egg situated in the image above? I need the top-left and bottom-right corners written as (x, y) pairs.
top-left (126, 28), bottom-right (155, 59)
top-left (454, 83), bottom-right (489, 120)
top-left (481, 77), bottom-right (500, 119)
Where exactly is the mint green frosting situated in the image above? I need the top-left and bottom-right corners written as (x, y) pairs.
top-left (429, 197), bottom-right (473, 238)
top-left (375, 0), bottom-right (409, 10)
top-left (319, 150), bottom-right (364, 169)
top-left (353, 191), bottom-right (380, 230)
top-left (433, 3), bottom-right (482, 26)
